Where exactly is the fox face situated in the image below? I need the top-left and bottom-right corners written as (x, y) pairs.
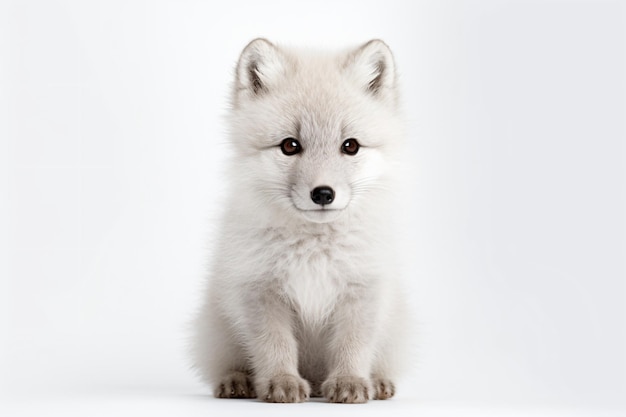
top-left (228, 39), bottom-right (403, 224)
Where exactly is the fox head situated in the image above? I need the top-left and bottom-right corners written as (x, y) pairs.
top-left (227, 39), bottom-right (404, 224)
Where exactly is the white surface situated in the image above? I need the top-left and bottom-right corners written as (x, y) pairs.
top-left (2, 391), bottom-right (625, 417)
top-left (1, 0), bottom-right (625, 415)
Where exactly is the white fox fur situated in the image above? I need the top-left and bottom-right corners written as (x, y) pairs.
top-left (190, 39), bottom-right (409, 403)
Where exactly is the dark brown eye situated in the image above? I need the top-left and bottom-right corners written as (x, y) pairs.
top-left (280, 138), bottom-right (302, 156)
top-left (341, 138), bottom-right (360, 155)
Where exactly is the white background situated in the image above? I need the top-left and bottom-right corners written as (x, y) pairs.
top-left (1, 0), bottom-right (624, 416)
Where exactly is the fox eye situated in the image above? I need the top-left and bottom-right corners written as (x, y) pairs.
top-left (341, 138), bottom-right (360, 155)
top-left (280, 138), bottom-right (302, 156)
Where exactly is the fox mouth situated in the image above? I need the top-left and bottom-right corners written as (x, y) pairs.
top-left (292, 205), bottom-right (346, 223)
top-left (295, 207), bottom-right (343, 212)
top-left (292, 201), bottom-right (348, 213)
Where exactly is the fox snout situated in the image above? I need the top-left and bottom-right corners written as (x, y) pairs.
top-left (310, 186), bottom-right (335, 206)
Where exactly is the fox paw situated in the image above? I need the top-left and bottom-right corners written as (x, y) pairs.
top-left (372, 377), bottom-right (395, 400)
top-left (214, 371), bottom-right (256, 399)
top-left (322, 375), bottom-right (371, 403)
top-left (258, 374), bottom-right (310, 403)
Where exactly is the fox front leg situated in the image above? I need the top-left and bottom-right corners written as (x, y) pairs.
top-left (321, 290), bottom-right (381, 403)
top-left (242, 288), bottom-right (311, 403)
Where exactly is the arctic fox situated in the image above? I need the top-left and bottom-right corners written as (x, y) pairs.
top-left (191, 38), bottom-right (409, 403)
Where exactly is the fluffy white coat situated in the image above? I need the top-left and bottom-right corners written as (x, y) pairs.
top-left (191, 38), bottom-right (409, 403)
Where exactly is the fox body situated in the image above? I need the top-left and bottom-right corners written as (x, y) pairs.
top-left (191, 39), bottom-right (409, 403)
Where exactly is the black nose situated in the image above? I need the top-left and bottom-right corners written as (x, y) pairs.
top-left (311, 186), bottom-right (335, 205)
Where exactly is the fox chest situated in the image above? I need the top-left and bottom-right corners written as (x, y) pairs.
top-left (265, 231), bottom-right (352, 321)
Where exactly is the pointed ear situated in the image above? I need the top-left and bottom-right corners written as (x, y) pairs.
top-left (234, 38), bottom-right (287, 103)
top-left (344, 39), bottom-right (396, 100)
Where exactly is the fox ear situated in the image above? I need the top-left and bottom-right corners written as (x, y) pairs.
top-left (345, 39), bottom-right (396, 100)
top-left (235, 38), bottom-right (286, 102)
